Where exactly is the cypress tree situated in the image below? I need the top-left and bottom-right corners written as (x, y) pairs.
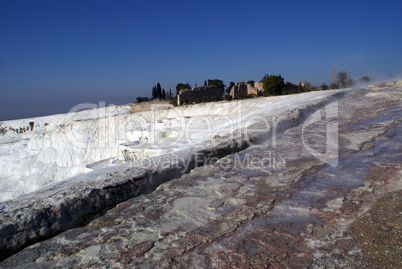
top-left (157, 83), bottom-right (162, 99)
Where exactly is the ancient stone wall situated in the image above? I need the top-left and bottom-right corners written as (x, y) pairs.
top-left (246, 83), bottom-right (262, 96)
top-left (178, 86), bottom-right (223, 105)
top-left (297, 81), bottom-right (309, 87)
top-left (230, 82), bottom-right (248, 99)
top-left (254, 81), bottom-right (264, 93)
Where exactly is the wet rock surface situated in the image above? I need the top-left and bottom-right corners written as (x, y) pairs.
top-left (1, 83), bottom-right (401, 268)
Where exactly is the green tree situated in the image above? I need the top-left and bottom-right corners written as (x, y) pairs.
top-left (337, 71), bottom-right (353, 88)
top-left (226, 81), bottom-right (235, 94)
top-left (170, 96), bottom-right (178, 106)
top-left (247, 80), bottom-right (255, 87)
top-left (359, 76), bottom-right (371, 83)
top-left (337, 71), bottom-right (347, 88)
top-left (156, 83), bottom-right (162, 99)
top-left (298, 86), bottom-right (306, 93)
top-left (330, 83), bottom-right (339, 89)
top-left (136, 96), bottom-right (150, 103)
top-left (320, 82), bottom-right (329, 90)
top-left (262, 74), bottom-right (286, 96)
top-left (162, 89), bottom-right (166, 100)
top-left (152, 86), bottom-right (157, 99)
top-left (207, 79), bottom-right (225, 90)
top-left (176, 83), bottom-right (191, 94)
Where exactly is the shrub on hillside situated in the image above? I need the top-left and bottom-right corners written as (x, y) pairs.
top-left (136, 97), bottom-right (150, 103)
top-left (330, 83), bottom-right (339, 89)
top-left (262, 74), bottom-right (286, 96)
top-left (170, 97), bottom-right (178, 106)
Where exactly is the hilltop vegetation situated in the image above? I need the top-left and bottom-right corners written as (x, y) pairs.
top-left (136, 69), bottom-right (373, 105)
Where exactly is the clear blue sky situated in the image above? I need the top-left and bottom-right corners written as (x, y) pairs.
top-left (1, 0), bottom-right (401, 120)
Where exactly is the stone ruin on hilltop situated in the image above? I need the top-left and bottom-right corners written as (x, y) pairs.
top-left (177, 85), bottom-right (223, 105)
top-left (230, 81), bottom-right (264, 99)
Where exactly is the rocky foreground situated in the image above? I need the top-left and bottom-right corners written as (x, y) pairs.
top-left (1, 82), bottom-right (401, 268)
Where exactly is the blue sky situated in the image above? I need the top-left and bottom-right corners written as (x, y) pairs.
top-left (1, 0), bottom-right (401, 120)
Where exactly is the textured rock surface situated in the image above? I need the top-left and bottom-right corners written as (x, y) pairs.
top-left (0, 90), bottom-right (345, 260)
top-left (1, 83), bottom-right (401, 268)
